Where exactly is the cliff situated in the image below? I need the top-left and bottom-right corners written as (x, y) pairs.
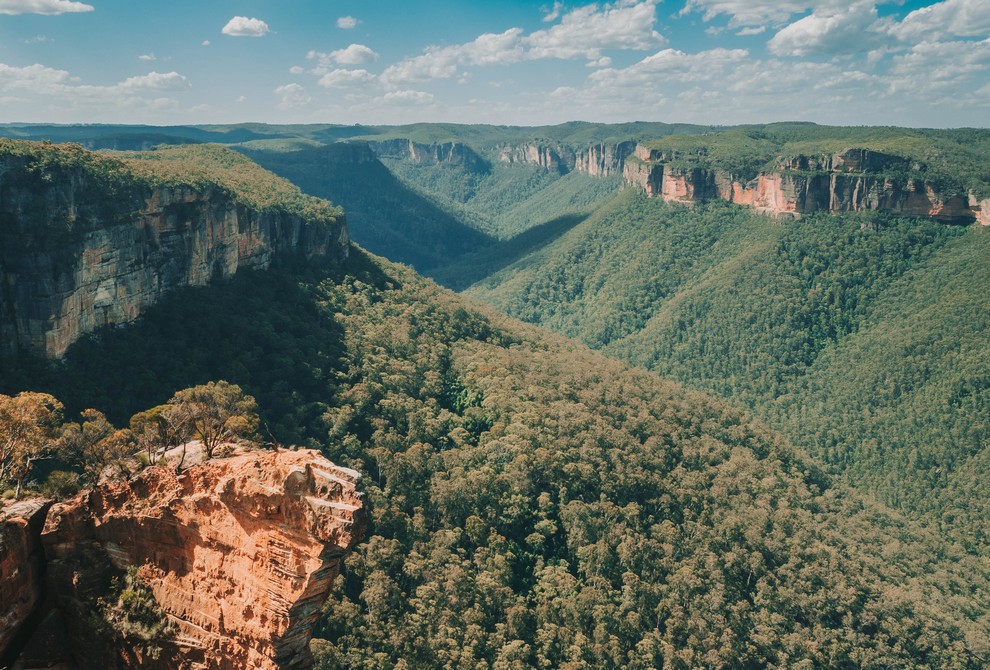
top-left (0, 499), bottom-right (52, 665)
top-left (0, 141), bottom-right (349, 359)
top-left (37, 448), bottom-right (364, 670)
top-left (369, 138), bottom-right (490, 173)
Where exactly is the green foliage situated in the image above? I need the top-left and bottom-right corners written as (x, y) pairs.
top-left (40, 470), bottom-right (81, 499)
top-left (98, 565), bottom-right (176, 660)
top-left (468, 191), bottom-right (990, 550)
top-left (167, 380), bottom-right (259, 458)
top-left (120, 143), bottom-right (343, 224)
top-left (4, 249), bottom-right (988, 666)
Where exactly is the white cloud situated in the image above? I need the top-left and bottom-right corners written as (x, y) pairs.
top-left (768, 3), bottom-right (884, 57)
top-left (318, 68), bottom-right (376, 88)
top-left (23, 34), bottom-right (51, 43)
top-left (587, 56), bottom-right (612, 67)
top-left (221, 16), bottom-right (270, 38)
top-left (0, 0), bottom-right (92, 15)
top-left (736, 26), bottom-right (766, 36)
top-left (889, 0), bottom-right (990, 42)
top-left (201, 40), bottom-right (211, 46)
top-left (381, 89), bottom-right (434, 104)
top-left (379, 0), bottom-right (665, 87)
top-left (116, 71), bottom-right (190, 91)
top-left (681, 0), bottom-right (851, 28)
top-left (289, 65), bottom-right (304, 74)
top-left (0, 62), bottom-right (72, 93)
top-left (526, 0), bottom-right (665, 59)
top-left (274, 83), bottom-right (311, 109)
top-left (543, 1), bottom-right (564, 22)
top-left (329, 44), bottom-right (380, 65)
top-left (337, 16), bottom-right (359, 29)
top-left (138, 53), bottom-right (156, 62)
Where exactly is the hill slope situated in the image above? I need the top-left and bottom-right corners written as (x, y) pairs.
top-left (466, 190), bottom-right (990, 549)
top-left (2, 247), bottom-right (989, 667)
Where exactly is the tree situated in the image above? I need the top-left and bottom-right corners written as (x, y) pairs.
top-left (60, 409), bottom-right (136, 483)
top-left (129, 404), bottom-right (192, 467)
top-left (0, 392), bottom-right (65, 498)
top-left (168, 381), bottom-right (259, 460)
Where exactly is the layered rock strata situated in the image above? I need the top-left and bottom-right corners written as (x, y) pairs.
top-left (0, 499), bottom-right (52, 663)
top-left (0, 151), bottom-right (349, 358)
top-left (41, 449), bottom-right (365, 670)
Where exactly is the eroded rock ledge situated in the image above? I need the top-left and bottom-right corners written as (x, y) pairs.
top-left (0, 449), bottom-right (364, 670)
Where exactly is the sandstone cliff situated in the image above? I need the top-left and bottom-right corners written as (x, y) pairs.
top-left (39, 448), bottom-right (364, 670)
top-left (0, 499), bottom-right (52, 665)
top-left (0, 142), bottom-right (349, 359)
top-left (369, 138), bottom-right (490, 173)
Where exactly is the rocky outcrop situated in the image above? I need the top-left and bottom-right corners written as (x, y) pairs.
top-left (625, 146), bottom-right (988, 223)
top-left (0, 149), bottom-right (349, 358)
top-left (0, 499), bottom-right (52, 663)
top-left (496, 143), bottom-right (573, 174)
top-left (370, 139), bottom-right (490, 173)
top-left (41, 449), bottom-right (365, 670)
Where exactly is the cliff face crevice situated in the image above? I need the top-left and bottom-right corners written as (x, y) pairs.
top-left (0, 156), bottom-right (349, 359)
top-left (0, 499), bottom-right (52, 666)
top-left (0, 449), bottom-right (364, 670)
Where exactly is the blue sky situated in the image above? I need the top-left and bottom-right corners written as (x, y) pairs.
top-left (0, 0), bottom-right (988, 127)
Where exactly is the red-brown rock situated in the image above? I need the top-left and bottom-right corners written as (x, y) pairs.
top-left (0, 499), bottom-right (51, 662)
top-left (41, 449), bottom-right (364, 670)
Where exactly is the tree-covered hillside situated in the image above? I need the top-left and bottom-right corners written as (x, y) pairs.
top-left (466, 192), bottom-right (990, 550)
top-left (3, 251), bottom-right (989, 668)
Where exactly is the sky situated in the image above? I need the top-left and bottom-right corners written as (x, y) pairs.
top-left (0, 0), bottom-right (988, 128)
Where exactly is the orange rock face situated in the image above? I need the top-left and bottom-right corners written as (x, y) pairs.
top-left (0, 500), bottom-right (51, 662)
top-left (41, 449), bottom-right (365, 670)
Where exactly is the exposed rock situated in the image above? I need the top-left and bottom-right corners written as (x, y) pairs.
top-left (0, 150), bottom-right (349, 359)
top-left (369, 139), bottom-right (490, 173)
top-left (625, 145), bottom-right (986, 223)
top-left (0, 499), bottom-right (52, 662)
top-left (496, 143), bottom-right (573, 174)
top-left (41, 449), bottom-right (365, 670)
top-left (575, 141), bottom-right (637, 178)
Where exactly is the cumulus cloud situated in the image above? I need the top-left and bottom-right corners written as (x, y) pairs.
top-left (681, 0), bottom-right (851, 28)
top-left (289, 65), bottom-right (304, 74)
top-left (888, 0), bottom-right (990, 42)
top-left (0, 62), bottom-right (72, 93)
top-left (0, 63), bottom-right (191, 114)
top-left (379, 0), bottom-right (665, 87)
top-left (381, 89), bottom-right (434, 104)
top-left (138, 53), bottom-right (156, 61)
top-left (318, 68), bottom-right (376, 88)
top-left (274, 83), bottom-right (311, 109)
top-left (0, 0), bottom-right (92, 15)
top-left (337, 16), bottom-right (359, 29)
top-left (116, 71), bottom-right (190, 91)
top-left (328, 44), bottom-right (380, 65)
top-left (221, 16), bottom-right (270, 38)
top-left (768, 3), bottom-right (884, 57)
top-left (526, 0), bottom-right (666, 59)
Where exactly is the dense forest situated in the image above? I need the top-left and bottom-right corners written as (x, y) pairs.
top-left (5, 126), bottom-right (990, 666)
top-left (3, 252), bottom-right (990, 668)
top-left (467, 192), bottom-right (990, 550)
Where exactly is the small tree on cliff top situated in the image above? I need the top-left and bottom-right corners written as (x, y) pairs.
top-left (130, 404), bottom-right (190, 466)
top-left (0, 392), bottom-right (65, 498)
top-left (168, 381), bottom-right (259, 460)
top-left (59, 408), bottom-right (137, 483)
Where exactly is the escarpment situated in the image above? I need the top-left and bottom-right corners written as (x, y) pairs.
top-left (0, 141), bottom-right (349, 359)
top-left (622, 147), bottom-right (985, 222)
top-left (0, 449), bottom-right (364, 670)
top-left (485, 137), bottom-right (989, 224)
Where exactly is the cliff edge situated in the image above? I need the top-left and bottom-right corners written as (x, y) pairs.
top-left (0, 141), bottom-right (349, 358)
top-left (33, 448), bottom-right (364, 669)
